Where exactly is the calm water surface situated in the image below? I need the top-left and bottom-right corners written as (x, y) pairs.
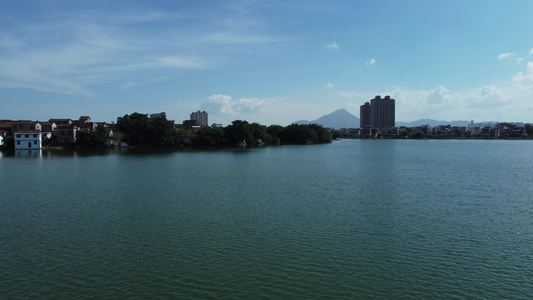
top-left (1, 139), bottom-right (532, 299)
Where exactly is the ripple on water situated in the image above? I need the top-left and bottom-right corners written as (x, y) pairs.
top-left (1, 140), bottom-right (533, 298)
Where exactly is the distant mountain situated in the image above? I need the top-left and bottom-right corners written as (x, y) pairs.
top-left (396, 119), bottom-right (471, 127)
top-left (293, 109), bottom-right (360, 129)
top-left (293, 113), bottom-right (488, 129)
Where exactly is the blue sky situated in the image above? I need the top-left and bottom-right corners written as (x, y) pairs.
top-left (2, 0), bottom-right (533, 125)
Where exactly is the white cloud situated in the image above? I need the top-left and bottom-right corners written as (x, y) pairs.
top-left (529, 48), bottom-right (533, 55)
top-left (426, 86), bottom-right (451, 104)
top-left (326, 82), bottom-right (334, 89)
top-left (498, 52), bottom-right (515, 60)
top-left (366, 59), bottom-right (376, 66)
top-left (200, 94), bottom-right (266, 116)
top-left (511, 61), bottom-right (533, 85)
top-left (516, 57), bottom-right (524, 64)
top-left (324, 42), bottom-right (339, 49)
top-left (374, 83), bottom-right (517, 122)
top-left (477, 85), bottom-right (509, 107)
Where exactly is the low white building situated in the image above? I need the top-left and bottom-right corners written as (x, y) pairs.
top-left (14, 130), bottom-right (42, 150)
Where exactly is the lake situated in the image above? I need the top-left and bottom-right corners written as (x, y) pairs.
top-left (1, 139), bottom-right (532, 299)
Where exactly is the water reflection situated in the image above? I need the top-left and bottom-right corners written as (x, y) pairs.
top-left (15, 149), bottom-right (42, 158)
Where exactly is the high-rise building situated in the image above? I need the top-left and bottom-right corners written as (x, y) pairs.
top-left (360, 102), bottom-right (371, 127)
top-left (190, 111), bottom-right (208, 126)
top-left (360, 95), bottom-right (395, 129)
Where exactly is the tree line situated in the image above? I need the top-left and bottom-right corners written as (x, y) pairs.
top-left (194, 120), bottom-right (332, 147)
top-left (113, 113), bottom-right (332, 148)
top-left (0, 112), bottom-right (333, 150)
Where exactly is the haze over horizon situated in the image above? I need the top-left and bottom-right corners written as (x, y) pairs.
top-left (1, 1), bottom-right (533, 125)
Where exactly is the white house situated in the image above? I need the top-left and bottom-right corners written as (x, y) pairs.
top-left (14, 130), bottom-right (42, 150)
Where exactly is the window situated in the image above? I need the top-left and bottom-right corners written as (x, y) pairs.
top-left (33, 134), bottom-right (37, 138)
top-left (16, 134), bottom-right (21, 138)
top-left (34, 140), bottom-right (37, 145)
top-left (25, 134), bottom-right (29, 138)
top-left (17, 141), bottom-right (20, 145)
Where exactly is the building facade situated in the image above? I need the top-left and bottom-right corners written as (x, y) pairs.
top-left (56, 124), bottom-right (77, 143)
top-left (360, 95), bottom-right (395, 129)
top-left (360, 102), bottom-right (371, 127)
top-left (190, 111), bottom-right (208, 126)
top-left (150, 112), bottom-right (167, 119)
top-left (14, 130), bottom-right (42, 150)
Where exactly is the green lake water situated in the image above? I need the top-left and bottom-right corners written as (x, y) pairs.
top-left (1, 139), bottom-right (532, 298)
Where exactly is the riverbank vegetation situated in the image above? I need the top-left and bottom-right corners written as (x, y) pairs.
top-left (114, 114), bottom-right (332, 148)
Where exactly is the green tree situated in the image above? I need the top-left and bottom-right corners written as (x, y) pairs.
top-left (193, 127), bottom-right (225, 146)
top-left (267, 125), bottom-right (284, 145)
top-left (249, 122), bottom-right (270, 145)
top-left (76, 126), bottom-right (108, 148)
top-left (115, 113), bottom-right (184, 147)
top-left (279, 124), bottom-right (331, 144)
top-left (1, 135), bottom-right (14, 150)
top-left (224, 120), bottom-right (255, 146)
top-left (309, 123), bottom-right (332, 143)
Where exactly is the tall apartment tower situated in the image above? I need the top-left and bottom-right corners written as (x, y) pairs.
top-left (190, 111), bottom-right (208, 126)
top-left (360, 95), bottom-right (395, 129)
top-left (360, 102), bottom-right (371, 127)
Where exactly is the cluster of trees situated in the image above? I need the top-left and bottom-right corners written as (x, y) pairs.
top-left (193, 121), bottom-right (332, 147)
top-left (76, 126), bottom-right (109, 148)
top-left (115, 113), bottom-right (187, 147)
top-left (0, 113), bottom-right (332, 150)
top-left (114, 114), bottom-right (332, 148)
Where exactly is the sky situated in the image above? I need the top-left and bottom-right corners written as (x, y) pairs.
top-left (2, 0), bottom-right (533, 125)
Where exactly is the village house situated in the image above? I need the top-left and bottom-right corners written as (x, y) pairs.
top-left (0, 120), bottom-right (13, 136)
top-left (56, 124), bottom-right (77, 143)
top-left (11, 120), bottom-right (40, 133)
top-left (74, 116), bottom-right (92, 129)
top-left (38, 121), bottom-right (56, 141)
top-left (49, 119), bottom-right (72, 126)
top-left (14, 130), bottom-right (42, 150)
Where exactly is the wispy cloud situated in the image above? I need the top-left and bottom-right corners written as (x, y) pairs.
top-left (0, 5), bottom-right (281, 97)
top-left (497, 52), bottom-right (523, 64)
top-left (366, 59), bottom-right (376, 66)
top-left (529, 48), bottom-right (533, 55)
top-left (498, 52), bottom-right (515, 60)
top-left (122, 77), bottom-right (168, 89)
top-left (324, 42), bottom-right (339, 49)
top-left (326, 82), bottom-right (334, 89)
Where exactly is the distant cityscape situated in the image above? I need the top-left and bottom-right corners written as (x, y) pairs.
top-left (352, 95), bottom-right (530, 138)
top-left (2, 95), bottom-right (533, 151)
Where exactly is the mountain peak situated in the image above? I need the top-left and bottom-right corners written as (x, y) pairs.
top-left (292, 109), bottom-right (360, 129)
